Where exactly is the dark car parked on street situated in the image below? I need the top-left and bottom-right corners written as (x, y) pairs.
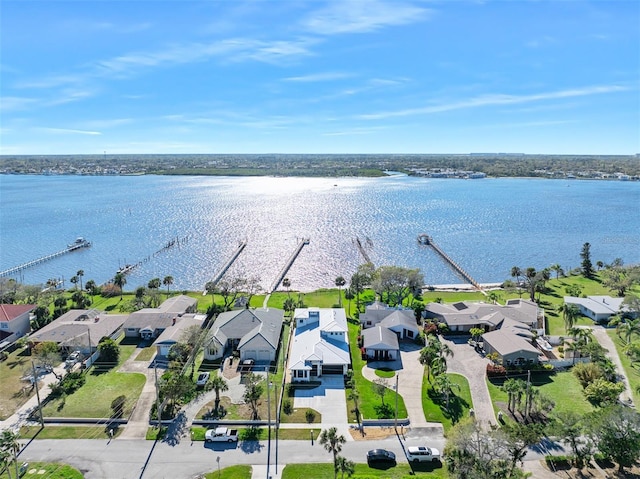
top-left (367, 449), bottom-right (396, 465)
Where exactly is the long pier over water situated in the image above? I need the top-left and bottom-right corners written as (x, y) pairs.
top-left (0, 239), bottom-right (91, 279)
top-left (269, 238), bottom-right (310, 293)
top-left (202, 240), bottom-right (247, 294)
top-left (417, 234), bottom-right (482, 290)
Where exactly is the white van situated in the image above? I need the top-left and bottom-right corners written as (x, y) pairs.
top-left (406, 446), bottom-right (440, 463)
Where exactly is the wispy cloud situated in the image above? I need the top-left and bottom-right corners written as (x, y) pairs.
top-left (1, 96), bottom-right (38, 112)
top-left (83, 118), bottom-right (134, 129)
top-left (359, 85), bottom-right (630, 120)
top-left (322, 126), bottom-right (387, 136)
top-left (35, 127), bottom-right (102, 136)
top-left (303, 0), bottom-right (430, 35)
top-left (283, 72), bottom-right (352, 82)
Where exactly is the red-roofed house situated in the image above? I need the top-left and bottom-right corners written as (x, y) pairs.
top-left (0, 304), bottom-right (36, 348)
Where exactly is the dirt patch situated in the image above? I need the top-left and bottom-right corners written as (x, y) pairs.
top-left (221, 357), bottom-right (240, 380)
top-left (348, 426), bottom-right (396, 441)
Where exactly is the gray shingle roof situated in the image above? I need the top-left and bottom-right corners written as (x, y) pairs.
top-left (362, 325), bottom-right (399, 350)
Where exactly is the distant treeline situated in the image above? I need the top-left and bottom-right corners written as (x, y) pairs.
top-left (1, 153), bottom-right (638, 178)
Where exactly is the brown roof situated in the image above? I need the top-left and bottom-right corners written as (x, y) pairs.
top-left (0, 304), bottom-right (36, 322)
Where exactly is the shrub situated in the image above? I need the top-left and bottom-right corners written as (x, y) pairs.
top-left (282, 399), bottom-right (292, 415)
top-left (101, 283), bottom-right (121, 298)
top-left (573, 362), bottom-right (603, 388)
top-left (486, 364), bottom-right (507, 377)
top-left (111, 395), bottom-right (127, 418)
top-left (305, 410), bottom-right (316, 423)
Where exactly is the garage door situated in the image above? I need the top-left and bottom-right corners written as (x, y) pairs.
top-left (257, 350), bottom-right (271, 362)
top-left (243, 350), bottom-right (257, 361)
top-left (322, 365), bottom-right (344, 375)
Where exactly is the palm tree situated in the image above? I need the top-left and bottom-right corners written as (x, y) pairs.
top-left (148, 277), bottom-right (161, 290)
top-left (550, 264), bottom-right (563, 279)
top-left (510, 266), bottom-right (522, 285)
top-left (347, 388), bottom-right (361, 429)
top-left (335, 276), bottom-right (346, 307)
top-left (282, 278), bottom-right (291, 298)
top-left (163, 276), bottom-right (174, 296)
top-left (76, 269), bottom-right (84, 290)
top-left (433, 374), bottom-right (460, 411)
top-left (113, 272), bottom-right (126, 299)
top-left (343, 288), bottom-right (355, 318)
top-left (487, 291), bottom-right (501, 305)
top-left (0, 428), bottom-right (21, 479)
top-left (617, 318), bottom-right (640, 345)
top-left (70, 275), bottom-right (79, 290)
top-left (335, 455), bottom-right (355, 479)
top-left (558, 303), bottom-right (580, 332)
top-left (85, 279), bottom-right (97, 300)
top-left (319, 427), bottom-right (346, 479)
top-left (502, 378), bottom-right (521, 413)
top-left (209, 374), bottom-right (228, 414)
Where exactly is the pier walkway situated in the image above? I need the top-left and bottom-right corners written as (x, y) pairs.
top-left (417, 234), bottom-right (482, 291)
top-left (202, 240), bottom-right (247, 294)
top-left (354, 236), bottom-right (373, 264)
top-left (268, 238), bottom-right (310, 294)
top-left (0, 239), bottom-right (91, 278)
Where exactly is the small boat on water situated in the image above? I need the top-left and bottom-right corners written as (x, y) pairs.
top-left (68, 237), bottom-right (91, 249)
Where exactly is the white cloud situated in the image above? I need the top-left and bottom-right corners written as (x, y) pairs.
top-left (283, 72), bottom-right (352, 82)
top-left (1, 96), bottom-right (38, 112)
top-left (303, 0), bottom-right (430, 35)
top-left (359, 85), bottom-right (630, 120)
top-left (35, 127), bottom-right (102, 136)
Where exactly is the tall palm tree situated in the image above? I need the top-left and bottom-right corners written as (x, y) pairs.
top-left (550, 264), bottom-right (563, 279)
top-left (148, 277), bottom-right (161, 290)
top-left (113, 272), bottom-right (126, 299)
top-left (70, 275), bottom-right (79, 291)
top-left (433, 374), bottom-right (460, 411)
top-left (510, 266), bottom-right (522, 285)
top-left (0, 428), bottom-right (21, 479)
top-left (76, 269), bottom-right (84, 290)
top-left (343, 288), bottom-right (355, 318)
top-left (319, 427), bottom-right (346, 479)
top-left (501, 378), bottom-right (521, 413)
top-left (335, 276), bottom-right (346, 307)
top-left (209, 374), bottom-right (229, 413)
top-left (558, 303), bottom-right (580, 332)
top-left (282, 278), bottom-right (291, 298)
top-left (163, 276), bottom-right (174, 296)
top-left (617, 318), bottom-right (640, 345)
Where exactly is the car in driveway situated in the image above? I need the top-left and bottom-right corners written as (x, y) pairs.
top-left (196, 372), bottom-right (210, 386)
top-left (406, 445), bottom-right (441, 463)
top-left (367, 449), bottom-right (396, 465)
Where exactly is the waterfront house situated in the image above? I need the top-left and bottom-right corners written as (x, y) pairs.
top-left (123, 295), bottom-right (198, 339)
top-left (288, 307), bottom-right (351, 382)
top-left (0, 304), bottom-right (36, 349)
top-left (361, 325), bottom-right (399, 361)
top-left (153, 313), bottom-right (206, 358)
top-left (28, 309), bottom-right (127, 355)
top-left (203, 308), bottom-right (284, 364)
top-left (482, 321), bottom-right (542, 366)
top-left (563, 295), bottom-right (629, 323)
top-left (359, 302), bottom-right (419, 340)
top-left (424, 298), bottom-right (541, 333)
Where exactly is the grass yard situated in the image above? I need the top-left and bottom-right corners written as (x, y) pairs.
top-left (0, 347), bottom-right (38, 420)
top-left (375, 368), bottom-right (396, 378)
top-left (191, 426), bottom-right (321, 441)
top-left (422, 372), bottom-right (472, 433)
top-left (486, 370), bottom-right (593, 416)
top-left (348, 322), bottom-right (408, 421)
top-left (19, 424), bottom-right (122, 440)
top-left (134, 345), bottom-right (157, 362)
top-left (203, 465), bottom-right (252, 479)
top-left (607, 330), bottom-right (640, 408)
top-left (282, 462), bottom-right (448, 478)
top-left (0, 462), bottom-right (83, 479)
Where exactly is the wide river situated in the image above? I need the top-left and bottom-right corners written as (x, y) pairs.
top-left (1, 174), bottom-right (638, 293)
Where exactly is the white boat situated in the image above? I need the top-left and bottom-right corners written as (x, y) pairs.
top-left (536, 337), bottom-right (553, 352)
top-left (68, 237), bottom-right (91, 249)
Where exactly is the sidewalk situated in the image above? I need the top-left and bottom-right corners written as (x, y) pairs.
top-left (0, 364), bottom-right (66, 432)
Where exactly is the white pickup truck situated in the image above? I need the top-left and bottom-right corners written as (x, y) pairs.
top-left (205, 427), bottom-right (239, 443)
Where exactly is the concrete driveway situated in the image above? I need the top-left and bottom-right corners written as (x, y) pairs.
top-left (293, 375), bottom-right (349, 435)
top-left (442, 336), bottom-right (496, 427)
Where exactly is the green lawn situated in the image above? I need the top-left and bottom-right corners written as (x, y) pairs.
top-left (191, 426), bottom-right (321, 441)
top-left (607, 330), bottom-right (640, 409)
top-left (0, 462), bottom-right (83, 479)
top-left (203, 465), bottom-right (252, 479)
top-left (422, 372), bottom-right (472, 433)
top-left (348, 323), bottom-right (408, 421)
top-left (0, 346), bottom-right (38, 420)
top-left (134, 346), bottom-right (157, 362)
top-left (282, 462), bottom-right (448, 478)
top-left (19, 424), bottom-right (122, 440)
top-left (375, 368), bottom-right (396, 378)
top-left (486, 370), bottom-right (593, 416)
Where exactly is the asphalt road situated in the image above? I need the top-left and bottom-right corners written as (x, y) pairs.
top-left (18, 431), bottom-right (447, 479)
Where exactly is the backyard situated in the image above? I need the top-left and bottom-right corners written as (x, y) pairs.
top-left (0, 346), bottom-right (38, 420)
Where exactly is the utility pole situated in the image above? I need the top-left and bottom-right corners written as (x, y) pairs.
top-left (154, 364), bottom-right (161, 428)
top-left (394, 373), bottom-right (399, 433)
top-left (266, 370), bottom-right (271, 479)
top-left (31, 361), bottom-right (44, 428)
top-left (87, 328), bottom-right (92, 360)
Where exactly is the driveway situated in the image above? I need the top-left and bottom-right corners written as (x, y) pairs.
top-left (362, 342), bottom-right (443, 430)
top-left (442, 336), bottom-right (496, 427)
top-left (293, 375), bottom-right (349, 437)
top-left (590, 325), bottom-right (635, 407)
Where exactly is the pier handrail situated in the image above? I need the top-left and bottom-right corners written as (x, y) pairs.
top-left (202, 240), bottom-right (248, 294)
top-left (269, 238), bottom-right (310, 293)
top-left (417, 233), bottom-right (482, 291)
top-left (0, 241), bottom-right (91, 278)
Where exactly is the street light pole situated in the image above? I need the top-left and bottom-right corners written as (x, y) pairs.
top-left (266, 370), bottom-right (271, 479)
top-left (395, 373), bottom-right (399, 433)
top-left (31, 360), bottom-right (44, 428)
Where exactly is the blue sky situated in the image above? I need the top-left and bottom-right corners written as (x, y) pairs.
top-left (1, 1), bottom-right (638, 155)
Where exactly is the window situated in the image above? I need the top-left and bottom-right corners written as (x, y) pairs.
top-left (0, 323), bottom-right (8, 330)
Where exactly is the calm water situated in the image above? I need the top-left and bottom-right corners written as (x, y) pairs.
top-left (0, 174), bottom-right (638, 292)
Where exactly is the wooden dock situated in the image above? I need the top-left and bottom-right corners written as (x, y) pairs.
top-left (354, 236), bottom-right (373, 264)
top-left (269, 238), bottom-right (310, 293)
top-left (202, 240), bottom-right (248, 293)
top-left (0, 239), bottom-right (91, 278)
top-left (417, 234), bottom-right (481, 290)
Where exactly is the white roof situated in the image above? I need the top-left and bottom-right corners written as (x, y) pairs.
top-left (564, 295), bottom-right (624, 315)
